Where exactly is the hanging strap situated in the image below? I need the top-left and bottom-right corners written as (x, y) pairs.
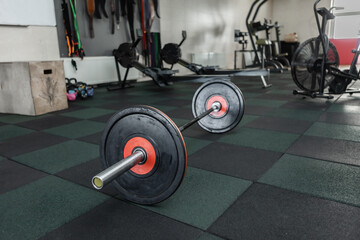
top-left (87, 0), bottom-right (95, 38)
top-left (61, 0), bottom-right (73, 57)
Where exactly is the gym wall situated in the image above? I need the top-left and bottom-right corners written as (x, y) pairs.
top-left (271, 0), bottom-right (331, 43)
top-left (160, 0), bottom-right (273, 74)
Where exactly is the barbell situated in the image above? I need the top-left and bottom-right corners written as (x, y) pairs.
top-left (92, 79), bottom-right (245, 205)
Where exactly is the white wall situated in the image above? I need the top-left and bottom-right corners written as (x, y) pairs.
top-left (0, 26), bottom-right (60, 63)
top-left (159, 0), bottom-right (273, 74)
top-left (271, 0), bottom-right (331, 42)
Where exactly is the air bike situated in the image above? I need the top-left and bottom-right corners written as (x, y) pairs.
top-left (161, 31), bottom-right (272, 88)
top-left (292, 0), bottom-right (360, 99)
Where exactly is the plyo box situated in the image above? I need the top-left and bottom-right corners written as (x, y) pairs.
top-left (0, 61), bottom-right (68, 116)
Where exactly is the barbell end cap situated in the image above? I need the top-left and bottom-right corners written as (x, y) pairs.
top-left (92, 176), bottom-right (104, 190)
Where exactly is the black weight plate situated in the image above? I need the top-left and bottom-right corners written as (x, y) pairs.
top-left (192, 79), bottom-right (245, 133)
top-left (100, 106), bottom-right (187, 205)
top-left (161, 43), bottom-right (182, 65)
top-left (116, 43), bottom-right (137, 68)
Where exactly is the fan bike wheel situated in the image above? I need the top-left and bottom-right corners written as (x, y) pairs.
top-left (291, 37), bottom-right (339, 92)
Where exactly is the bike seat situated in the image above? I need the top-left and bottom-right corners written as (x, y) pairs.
top-left (317, 8), bottom-right (335, 20)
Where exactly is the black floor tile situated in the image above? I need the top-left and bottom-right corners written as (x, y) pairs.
top-left (182, 124), bottom-right (225, 141)
top-left (89, 113), bottom-right (114, 123)
top-left (153, 98), bottom-right (191, 107)
top-left (256, 93), bottom-right (293, 101)
top-left (0, 159), bottom-right (48, 194)
top-left (281, 100), bottom-right (331, 111)
top-left (100, 101), bottom-right (134, 110)
top-left (188, 143), bottom-right (282, 180)
top-left (287, 135), bottom-right (360, 166)
top-left (77, 131), bottom-right (103, 145)
top-left (167, 107), bottom-right (194, 120)
top-left (39, 198), bottom-right (202, 240)
top-left (245, 116), bottom-right (313, 134)
top-left (17, 115), bottom-right (78, 130)
top-left (56, 158), bottom-right (119, 197)
top-left (209, 183), bottom-right (360, 240)
top-left (319, 112), bottom-right (360, 126)
top-left (244, 105), bottom-right (275, 116)
top-left (0, 132), bottom-right (68, 158)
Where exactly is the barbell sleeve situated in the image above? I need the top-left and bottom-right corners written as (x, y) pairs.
top-left (92, 150), bottom-right (145, 190)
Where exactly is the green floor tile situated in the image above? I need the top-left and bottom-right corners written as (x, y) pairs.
top-left (125, 90), bottom-right (159, 96)
top-left (44, 120), bottom-right (105, 139)
top-left (327, 104), bottom-right (360, 114)
top-left (265, 88), bottom-right (291, 95)
top-left (0, 176), bottom-right (109, 240)
top-left (184, 137), bottom-right (212, 155)
top-left (197, 232), bottom-right (224, 240)
top-left (246, 98), bottom-right (287, 108)
top-left (267, 108), bottom-right (323, 121)
top-left (128, 95), bottom-right (169, 104)
top-left (0, 125), bottom-right (34, 141)
top-left (142, 167), bottom-right (251, 230)
top-left (171, 118), bottom-right (190, 127)
top-left (13, 140), bottom-right (99, 174)
top-left (61, 108), bottom-right (115, 119)
top-left (218, 127), bottom-right (299, 152)
top-left (259, 154), bottom-right (360, 207)
top-left (305, 122), bottom-right (360, 142)
top-left (0, 114), bottom-right (50, 124)
top-left (239, 115), bottom-right (259, 126)
top-left (0, 156), bottom-right (4, 162)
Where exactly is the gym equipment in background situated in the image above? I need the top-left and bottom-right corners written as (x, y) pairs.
top-left (292, 0), bottom-right (360, 99)
top-left (92, 80), bottom-right (245, 204)
top-left (161, 31), bottom-right (272, 88)
top-left (246, 0), bottom-right (287, 73)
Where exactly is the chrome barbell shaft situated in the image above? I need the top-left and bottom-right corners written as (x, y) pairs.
top-left (92, 151), bottom-right (145, 190)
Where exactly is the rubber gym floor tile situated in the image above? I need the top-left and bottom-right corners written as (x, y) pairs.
top-left (305, 122), bottom-right (360, 142)
top-left (16, 115), bottom-right (79, 131)
top-left (0, 125), bottom-right (34, 141)
top-left (0, 132), bottom-right (68, 158)
top-left (255, 93), bottom-right (293, 101)
top-left (39, 198), bottom-right (202, 240)
top-left (259, 154), bottom-right (360, 207)
top-left (218, 127), bottom-right (299, 152)
top-left (72, 98), bottom-right (119, 107)
top-left (149, 104), bottom-right (178, 113)
top-left (287, 135), bottom-right (360, 166)
top-left (88, 112), bottom-right (114, 123)
top-left (12, 140), bottom-right (99, 174)
top-left (167, 107), bottom-right (194, 120)
top-left (244, 115), bottom-right (313, 134)
top-left (208, 183), bottom-right (360, 240)
top-left (318, 112), bottom-right (360, 126)
top-left (77, 131), bottom-right (103, 145)
top-left (127, 95), bottom-right (171, 105)
top-left (189, 142), bottom-right (282, 180)
top-left (170, 117), bottom-right (189, 127)
top-left (244, 105), bottom-right (275, 116)
top-left (265, 88), bottom-right (292, 95)
top-left (266, 107), bottom-right (323, 121)
top-left (246, 98), bottom-right (287, 108)
top-left (0, 176), bottom-right (109, 240)
top-left (0, 159), bottom-right (48, 194)
top-left (153, 98), bottom-right (192, 107)
top-left (184, 137), bottom-right (212, 156)
top-left (99, 101), bottom-right (134, 111)
top-left (43, 120), bottom-right (105, 139)
top-left (0, 114), bottom-right (50, 124)
top-left (327, 104), bottom-right (360, 114)
top-left (197, 233), bottom-right (224, 240)
top-left (141, 167), bottom-right (251, 230)
top-left (60, 108), bottom-right (115, 119)
top-left (0, 155), bottom-right (4, 161)
top-left (241, 91), bottom-right (261, 99)
top-left (280, 100), bottom-right (331, 111)
top-left (56, 158), bottom-right (119, 197)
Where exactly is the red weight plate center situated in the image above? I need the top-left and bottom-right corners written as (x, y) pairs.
top-left (206, 95), bottom-right (228, 117)
top-left (124, 137), bottom-right (156, 175)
